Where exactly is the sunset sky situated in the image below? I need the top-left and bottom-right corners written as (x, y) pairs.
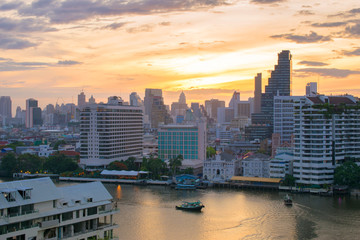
top-left (1, 0), bottom-right (360, 112)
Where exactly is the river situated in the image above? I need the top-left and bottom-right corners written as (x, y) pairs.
top-left (103, 184), bottom-right (360, 240)
top-left (2, 178), bottom-right (360, 239)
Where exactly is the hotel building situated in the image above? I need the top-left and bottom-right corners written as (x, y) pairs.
top-left (80, 96), bottom-right (143, 168)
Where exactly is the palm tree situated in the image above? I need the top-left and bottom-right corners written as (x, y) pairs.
top-left (169, 155), bottom-right (183, 176)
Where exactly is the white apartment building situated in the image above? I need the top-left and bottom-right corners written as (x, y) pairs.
top-left (203, 152), bottom-right (240, 181)
top-left (269, 147), bottom-right (294, 179)
top-left (0, 177), bottom-right (118, 240)
top-left (274, 96), bottom-right (302, 145)
top-left (242, 153), bottom-right (270, 178)
top-left (293, 95), bottom-right (360, 185)
top-left (80, 96), bottom-right (143, 168)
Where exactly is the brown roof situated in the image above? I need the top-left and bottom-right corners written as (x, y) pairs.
top-left (328, 97), bottom-right (356, 105)
top-left (231, 176), bottom-right (282, 183)
top-left (307, 97), bottom-right (323, 104)
top-left (59, 151), bottom-right (80, 156)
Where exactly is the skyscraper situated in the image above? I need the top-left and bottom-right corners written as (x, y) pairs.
top-left (129, 92), bottom-right (143, 107)
top-left (205, 99), bottom-right (225, 120)
top-left (0, 96), bottom-right (12, 119)
top-left (252, 50), bottom-right (292, 125)
top-left (78, 91), bottom-right (86, 107)
top-left (26, 98), bottom-right (39, 128)
top-left (306, 82), bottom-right (317, 96)
top-left (144, 88), bottom-right (172, 128)
top-left (254, 73), bottom-right (262, 114)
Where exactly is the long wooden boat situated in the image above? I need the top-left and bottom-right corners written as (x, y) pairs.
top-left (176, 201), bottom-right (205, 212)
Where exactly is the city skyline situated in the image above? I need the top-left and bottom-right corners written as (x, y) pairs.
top-left (1, 0), bottom-right (360, 111)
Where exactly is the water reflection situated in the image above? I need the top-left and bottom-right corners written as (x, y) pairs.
top-left (102, 184), bottom-right (360, 240)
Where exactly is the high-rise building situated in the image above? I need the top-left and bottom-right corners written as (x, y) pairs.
top-left (26, 98), bottom-right (41, 128)
top-left (306, 82), bottom-right (317, 96)
top-left (229, 91), bottom-right (241, 117)
top-left (205, 99), bottom-right (225, 120)
top-left (80, 96), bottom-right (143, 168)
top-left (89, 95), bottom-right (96, 104)
top-left (254, 73), bottom-right (262, 113)
top-left (144, 88), bottom-right (172, 128)
top-left (273, 96), bottom-right (302, 145)
top-left (171, 91), bottom-right (188, 118)
top-left (78, 91), bottom-right (86, 107)
top-left (0, 96), bottom-right (12, 119)
top-left (129, 92), bottom-right (143, 107)
top-left (252, 50), bottom-right (292, 125)
top-left (293, 95), bottom-right (360, 185)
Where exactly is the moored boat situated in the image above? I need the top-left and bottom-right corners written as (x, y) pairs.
top-left (176, 201), bottom-right (205, 212)
top-left (175, 183), bottom-right (197, 190)
top-left (284, 194), bottom-right (293, 206)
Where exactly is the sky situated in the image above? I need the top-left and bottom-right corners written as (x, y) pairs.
top-left (1, 0), bottom-right (360, 113)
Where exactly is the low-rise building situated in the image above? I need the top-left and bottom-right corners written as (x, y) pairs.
top-left (0, 177), bottom-right (118, 240)
top-left (269, 147), bottom-right (294, 179)
top-left (242, 153), bottom-right (270, 178)
top-left (203, 152), bottom-right (240, 181)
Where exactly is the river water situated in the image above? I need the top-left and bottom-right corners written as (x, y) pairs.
top-left (2, 178), bottom-right (360, 240)
top-left (104, 184), bottom-right (360, 240)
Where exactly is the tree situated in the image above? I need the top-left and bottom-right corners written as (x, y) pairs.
top-left (282, 174), bottom-right (296, 187)
top-left (0, 153), bottom-right (19, 176)
top-left (169, 155), bottom-right (183, 176)
top-left (6, 141), bottom-right (25, 151)
top-left (52, 140), bottom-right (66, 150)
top-left (107, 161), bottom-right (128, 171)
top-left (141, 156), bottom-right (167, 179)
top-left (44, 153), bottom-right (79, 174)
top-left (334, 161), bottom-right (360, 188)
top-left (206, 146), bottom-right (216, 158)
top-left (18, 154), bottom-right (45, 173)
top-left (124, 157), bottom-right (137, 171)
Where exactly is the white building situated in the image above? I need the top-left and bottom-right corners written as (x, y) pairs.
top-left (242, 153), bottom-right (270, 178)
top-left (306, 82), bottom-right (317, 96)
top-left (273, 96), bottom-right (302, 145)
top-left (203, 152), bottom-right (240, 181)
top-left (80, 96), bottom-right (143, 168)
top-left (293, 95), bottom-right (360, 185)
top-left (269, 147), bottom-right (294, 178)
top-left (0, 177), bottom-right (118, 240)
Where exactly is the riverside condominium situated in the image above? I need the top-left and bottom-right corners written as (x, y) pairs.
top-left (80, 96), bottom-right (143, 168)
top-left (293, 95), bottom-right (360, 185)
top-left (0, 177), bottom-right (118, 240)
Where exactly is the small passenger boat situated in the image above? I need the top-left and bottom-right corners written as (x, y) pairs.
top-left (176, 201), bottom-right (205, 212)
top-left (175, 183), bottom-right (197, 190)
top-left (284, 194), bottom-right (293, 206)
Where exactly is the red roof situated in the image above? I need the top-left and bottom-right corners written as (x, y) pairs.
top-left (59, 151), bottom-right (80, 156)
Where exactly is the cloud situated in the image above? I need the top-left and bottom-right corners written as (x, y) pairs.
top-left (329, 8), bottom-right (360, 18)
top-left (296, 10), bottom-right (314, 16)
top-left (311, 22), bottom-right (347, 27)
top-left (0, 58), bottom-right (50, 71)
top-left (0, 1), bottom-right (22, 11)
top-left (298, 61), bottom-right (328, 66)
top-left (295, 68), bottom-right (360, 78)
top-left (18, 0), bottom-right (231, 24)
top-left (159, 21), bottom-right (171, 26)
top-left (0, 34), bottom-right (37, 49)
top-left (250, 0), bottom-right (286, 4)
top-left (126, 24), bottom-right (154, 33)
top-left (57, 60), bottom-right (82, 65)
top-left (345, 23), bottom-right (360, 37)
top-left (271, 31), bottom-right (331, 43)
top-left (103, 22), bottom-right (128, 30)
top-left (340, 47), bottom-right (360, 56)
top-left (0, 17), bottom-right (56, 32)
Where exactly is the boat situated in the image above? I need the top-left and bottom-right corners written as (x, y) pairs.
top-left (176, 201), bottom-right (205, 212)
top-left (175, 183), bottom-right (197, 190)
top-left (284, 194), bottom-right (293, 206)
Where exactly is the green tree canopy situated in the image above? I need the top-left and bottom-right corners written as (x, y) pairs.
top-left (334, 161), bottom-right (360, 188)
top-left (282, 174), bottom-right (296, 187)
top-left (0, 153), bottom-right (19, 176)
top-left (44, 153), bottom-right (79, 174)
top-left (206, 146), bottom-right (216, 158)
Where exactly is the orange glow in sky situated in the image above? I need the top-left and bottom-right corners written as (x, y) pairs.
top-left (1, 0), bottom-right (360, 111)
